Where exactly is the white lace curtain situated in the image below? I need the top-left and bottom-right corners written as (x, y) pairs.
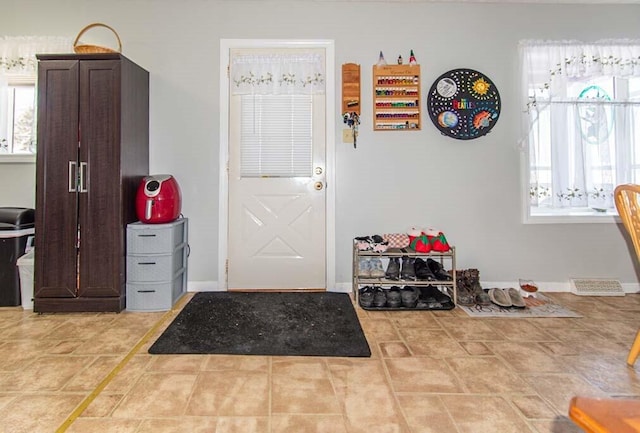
top-left (230, 51), bottom-right (325, 95)
top-left (521, 40), bottom-right (640, 210)
top-left (0, 36), bottom-right (72, 74)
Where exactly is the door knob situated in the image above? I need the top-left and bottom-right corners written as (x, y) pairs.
top-left (314, 182), bottom-right (324, 190)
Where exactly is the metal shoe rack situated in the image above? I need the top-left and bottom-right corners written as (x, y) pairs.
top-left (352, 241), bottom-right (457, 310)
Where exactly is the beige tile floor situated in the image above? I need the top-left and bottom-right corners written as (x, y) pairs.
top-left (0, 292), bottom-right (639, 433)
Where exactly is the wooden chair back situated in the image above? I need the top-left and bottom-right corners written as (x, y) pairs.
top-left (614, 184), bottom-right (640, 366)
top-left (614, 184), bottom-right (640, 262)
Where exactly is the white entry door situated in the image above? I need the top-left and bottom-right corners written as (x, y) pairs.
top-left (226, 47), bottom-right (328, 290)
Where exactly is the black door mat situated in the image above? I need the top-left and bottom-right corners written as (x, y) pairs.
top-left (148, 291), bottom-right (371, 357)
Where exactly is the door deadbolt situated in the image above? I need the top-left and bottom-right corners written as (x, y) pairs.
top-left (315, 167), bottom-right (323, 175)
top-left (314, 182), bottom-right (324, 190)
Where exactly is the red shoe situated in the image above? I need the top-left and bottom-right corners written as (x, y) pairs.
top-left (407, 227), bottom-right (423, 251)
top-left (431, 232), bottom-right (450, 252)
top-left (410, 234), bottom-right (432, 253)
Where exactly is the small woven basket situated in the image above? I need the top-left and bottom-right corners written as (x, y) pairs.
top-left (73, 23), bottom-right (122, 54)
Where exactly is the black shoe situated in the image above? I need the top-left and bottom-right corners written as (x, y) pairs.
top-left (359, 286), bottom-right (375, 308)
top-left (420, 285), bottom-right (452, 305)
top-left (385, 257), bottom-right (400, 280)
top-left (400, 256), bottom-right (416, 280)
top-left (386, 286), bottom-right (402, 308)
top-left (373, 287), bottom-right (387, 307)
top-left (401, 286), bottom-right (419, 308)
top-left (414, 258), bottom-right (436, 281)
top-left (427, 258), bottom-right (452, 281)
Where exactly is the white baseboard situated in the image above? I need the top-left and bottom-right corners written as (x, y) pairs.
top-left (187, 281), bottom-right (223, 292)
top-left (188, 280), bottom-right (640, 295)
top-left (341, 281), bottom-right (640, 294)
top-left (332, 283), bottom-right (352, 293)
top-left (477, 281), bottom-right (640, 294)
top-left (188, 281), bottom-right (352, 293)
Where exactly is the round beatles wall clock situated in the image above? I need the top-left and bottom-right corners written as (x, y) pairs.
top-left (427, 68), bottom-right (500, 140)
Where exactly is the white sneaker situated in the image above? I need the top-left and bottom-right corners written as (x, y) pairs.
top-left (358, 258), bottom-right (371, 277)
top-left (369, 258), bottom-right (386, 278)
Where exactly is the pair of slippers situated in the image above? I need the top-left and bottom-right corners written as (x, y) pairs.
top-left (355, 235), bottom-right (389, 253)
top-left (488, 288), bottom-right (525, 308)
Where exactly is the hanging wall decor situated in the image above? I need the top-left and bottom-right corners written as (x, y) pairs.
top-left (342, 63), bottom-right (361, 147)
top-left (373, 63), bottom-right (421, 131)
top-left (426, 68), bottom-right (500, 140)
top-left (342, 63), bottom-right (361, 115)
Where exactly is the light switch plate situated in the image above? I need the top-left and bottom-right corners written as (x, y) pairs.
top-left (342, 129), bottom-right (354, 143)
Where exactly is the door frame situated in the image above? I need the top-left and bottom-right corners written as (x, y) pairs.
top-left (218, 39), bottom-right (336, 291)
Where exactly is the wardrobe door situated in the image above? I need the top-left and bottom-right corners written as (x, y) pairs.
top-left (34, 60), bottom-right (80, 298)
top-left (77, 59), bottom-right (123, 298)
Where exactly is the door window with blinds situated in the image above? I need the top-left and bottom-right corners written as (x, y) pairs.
top-left (240, 94), bottom-right (312, 177)
top-left (230, 48), bottom-right (325, 178)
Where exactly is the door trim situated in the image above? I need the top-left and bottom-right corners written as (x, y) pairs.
top-left (218, 39), bottom-right (336, 291)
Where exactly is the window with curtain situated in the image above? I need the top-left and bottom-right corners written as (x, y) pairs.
top-left (0, 36), bottom-right (72, 156)
top-left (520, 40), bottom-right (640, 220)
top-left (230, 49), bottom-right (324, 178)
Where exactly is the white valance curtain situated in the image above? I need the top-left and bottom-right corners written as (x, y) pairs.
top-left (0, 36), bottom-right (72, 74)
top-left (523, 40), bottom-right (640, 110)
top-left (521, 40), bottom-right (640, 210)
top-left (230, 51), bottom-right (325, 95)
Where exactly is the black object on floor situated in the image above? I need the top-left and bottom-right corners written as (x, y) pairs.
top-left (148, 292), bottom-right (371, 357)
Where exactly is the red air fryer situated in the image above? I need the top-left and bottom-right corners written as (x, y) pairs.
top-left (136, 175), bottom-right (182, 224)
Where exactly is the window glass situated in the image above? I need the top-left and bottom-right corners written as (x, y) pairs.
top-left (521, 41), bottom-right (640, 220)
top-left (0, 35), bottom-right (72, 158)
top-left (10, 84), bottom-right (35, 153)
top-left (1, 78), bottom-right (36, 154)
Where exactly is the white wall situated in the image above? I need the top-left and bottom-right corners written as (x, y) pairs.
top-left (3, 0), bottom-right (640, 290)
top-left (0, 162), bottom-right (35, 209)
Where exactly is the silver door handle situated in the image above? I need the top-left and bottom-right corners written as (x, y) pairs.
top-left (68, 161), bottom-right (77, 192)
top-left (79, 162), bottom-right (88, 193)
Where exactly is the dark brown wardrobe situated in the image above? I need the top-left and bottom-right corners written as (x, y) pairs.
top-left (34, 53), bottom-right (149, 312)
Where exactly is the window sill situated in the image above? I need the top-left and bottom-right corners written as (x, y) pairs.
top-left (525, 207), bottom-right (620, 224)
top-left (0, 154), bottom-right (36, 164)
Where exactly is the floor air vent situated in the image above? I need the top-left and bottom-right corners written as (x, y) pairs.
top-left (570, 278), bottom-right (625, 296)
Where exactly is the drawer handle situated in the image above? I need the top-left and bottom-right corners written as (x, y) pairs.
top-left (137, 262), bottom-right (157, 265)
top-left (138, 234), bottom-right (157, 238)
top-left (137, 290), bottom-right (156, 293)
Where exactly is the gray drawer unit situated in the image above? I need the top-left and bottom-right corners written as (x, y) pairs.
top-left (127, 271), bottom-right (186, 312)
top-left (127, 220), bottom-right (187, 254)
top-left (126, 218), bottom-right (188, 311)
top-left (126, 252), bottom-right (185, 282)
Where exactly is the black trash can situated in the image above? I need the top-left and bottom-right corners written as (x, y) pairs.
top-left (0, 207), bottom-right (35, 307)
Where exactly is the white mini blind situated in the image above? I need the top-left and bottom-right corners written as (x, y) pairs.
top-left (240, 94), bottom-right (313, 177)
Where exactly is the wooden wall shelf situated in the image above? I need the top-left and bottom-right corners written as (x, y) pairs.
top-left (342, 63), bottom-right (361, 115)
top-left (373, 64), bottom-right (421, 131)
